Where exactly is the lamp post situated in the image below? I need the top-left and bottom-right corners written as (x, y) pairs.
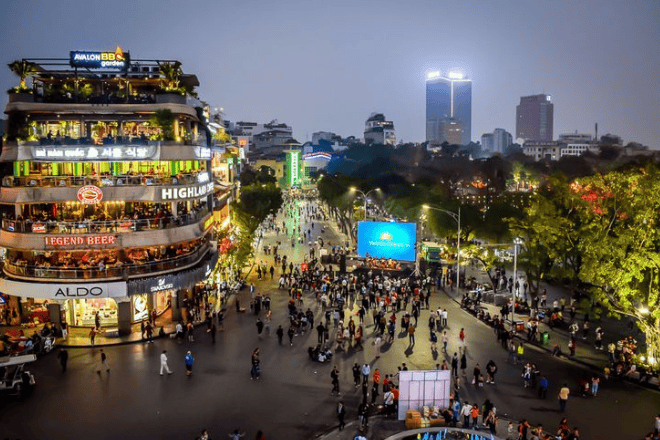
top-left (350, 187), bottom-right (381, 220)
top-left (511, 237), bottom-right (523, 332)
top-left (422, 204), bottom-right (461, 290)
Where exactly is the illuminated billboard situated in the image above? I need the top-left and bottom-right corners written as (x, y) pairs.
top-left (357, 221), bottom-right (416, 261)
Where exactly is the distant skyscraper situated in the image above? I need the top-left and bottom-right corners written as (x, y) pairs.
top-left (426, 71), bottom-right (472, 146)
top-left (481, 128), bottom-right (513, 155)
top-left (516, 94), bottom-right (554, 141)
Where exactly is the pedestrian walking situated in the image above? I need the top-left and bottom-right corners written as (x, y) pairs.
top-left (361, 363), bottom-right (371, 384)
top-left (276, 325), bottom-right (284, 344)
top-left (160, 350), bottom-right (173, 375)
top-left (256, 318), bottom-right (264, 336)
top-left (287, 326), bottom-right (295, 346)
top-left (451, 353), bottom-right (459, 378)
top-left (430, 330), bottom-right (438, 352)
top-left (96, 349), bottom-right (109, 374)
top-left (248, 351), bottom-right (262, 381)
top-left (591, 376), bottom-right (600, 396)
top-left (331, 365), bottom-right (340, 395)
top-left (89, 327), bottom-right (97, 346)
top-left (349, 362), bottom-right (361, 388)
top-left (408, 324), bottom-right (416, 346)
top-left (336, 401), bottom-right (346, 430)
top-left (209, 322), bottom-right (217, 344)
top-left (558, 383), bottom-right (570, 411)
top-left (442, 331), bottom-right (448, 353)
top-left (184, 351), bottom-right (194, 376)
top-left (538, 375), bottom-right (548, 399)
top-left (57, 348), bottom-right (68, 372)
top-left (460, 352), bottom-right (467, 376)
top-left (459, 328), bottom-right (466, 352)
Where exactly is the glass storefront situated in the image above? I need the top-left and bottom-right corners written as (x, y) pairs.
top-left (65, 298), bottom-right (119, 327)
top-left (20, 297), bottom-right (51, 324)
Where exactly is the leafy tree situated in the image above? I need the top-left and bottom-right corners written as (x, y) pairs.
top-left (317, 175), bottom-right (355, 237)
top-left (461, 244), bottom-right (508, 290)
top-left (573, 165), bottom-right (660, 360)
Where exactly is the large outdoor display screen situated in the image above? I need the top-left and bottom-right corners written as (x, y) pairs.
top-left (357, 221), bottom-right (416, 261)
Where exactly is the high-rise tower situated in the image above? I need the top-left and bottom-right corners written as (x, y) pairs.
top-left (425, 71), bottom-right (472, 146)
top-left (516, 94), bottom-right (554, 141)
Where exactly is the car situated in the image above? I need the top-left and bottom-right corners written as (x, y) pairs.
top-left (0, 354), bottom-right (36, 397)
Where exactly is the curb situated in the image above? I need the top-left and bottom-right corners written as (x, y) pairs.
top-left (55, 321), bottom-right (210, 349)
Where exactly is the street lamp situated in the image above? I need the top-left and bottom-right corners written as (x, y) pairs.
top-left (511, 237), bottom-right (524, 332)
top-left (422, 204), bottom-right (461, 290)
top-left (350, 187), bottom-right (381, 220)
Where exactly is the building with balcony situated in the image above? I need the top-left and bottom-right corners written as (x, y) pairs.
top-left (0, 50), bottom-right (218, 335)
top-left (364, 113), bottom-right (396, 146)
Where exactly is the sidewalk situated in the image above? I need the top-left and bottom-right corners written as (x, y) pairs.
top-left (442, 272), bottom-right (660, 390)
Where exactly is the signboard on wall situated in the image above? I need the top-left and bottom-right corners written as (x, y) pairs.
top-left (161, 182), bottom-right (214, 201)
top-left (77, 186), bottom-right (103, 205)
top-left (45, 235), bottom-right (119, 249)
top-left (31, 145), bottom-right (158, 162)
top-left (70, 47), bottom-right (130, 70)
top-left (0, 278), bottom-right (127, 299)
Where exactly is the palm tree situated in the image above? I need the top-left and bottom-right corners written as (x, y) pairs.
top-left (158, 61), bottom-right (182, 91)
top-left (8, 60), bottom-right (36, 90)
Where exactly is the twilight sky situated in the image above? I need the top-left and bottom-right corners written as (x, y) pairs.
top-left (1, 0), bottom-right (658, 147)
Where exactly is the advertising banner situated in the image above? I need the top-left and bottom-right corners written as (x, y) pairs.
top-left (357, 221), bottom-right (416, 261)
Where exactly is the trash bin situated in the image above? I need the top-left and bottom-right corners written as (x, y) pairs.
top-left (540, 331), bottom-right (550, 345)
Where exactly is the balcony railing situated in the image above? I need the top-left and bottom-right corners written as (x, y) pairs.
top-left (2, 209), bottom-right (209, 234)
top-left (3, 172), bottom-right (209, 189)
top-left (3, 243), bottom-right (211, 281)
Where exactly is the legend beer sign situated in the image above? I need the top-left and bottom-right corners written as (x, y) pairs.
top-left (45, 235), bottom-right (119, 250)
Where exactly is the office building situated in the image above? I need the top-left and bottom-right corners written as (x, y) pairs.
top-left (481, 128), bottom-right (513, 155)
top-left (516, 94), bottom-right (553, 141)
top-left (426, 71), bottom-right (472, 146)
top-left (364, 113), bottom-right (396, 145)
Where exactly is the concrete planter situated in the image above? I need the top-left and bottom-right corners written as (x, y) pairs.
top-left (156, 93), bottom-right (186, 104)
top-left (8, 92), bottom-right (34, 103)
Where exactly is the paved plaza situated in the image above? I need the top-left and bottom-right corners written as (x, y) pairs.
top-left (2, 202), bottom-right (659, 440)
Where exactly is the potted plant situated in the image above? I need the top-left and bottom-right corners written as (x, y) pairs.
top-left (156, 61), bottom-right (186, 104)
top-left (7, 60), bottom-right (37, 102)
top-left (148, 109), bottom-right (176, 141)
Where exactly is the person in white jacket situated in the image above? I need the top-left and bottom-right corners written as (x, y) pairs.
top-left (160, 350), bottom-right (172, 375)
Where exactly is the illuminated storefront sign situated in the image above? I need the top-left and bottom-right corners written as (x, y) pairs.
top-left (203, 216), bottom-right (214, 231)
top-left (77, 186), bottom-right (103, 205)
top-left (150, 277), bottom-right (175, 293)
top-left (161, 182), bottom-right (214, 200)
top-left (70, 46), bottom-right (130, 70)
top-left (0, 278), bottom-right (127, 299)
top-left (45, 235), bottom-right (119, 249)
top-left (31, 145), bottom-right (158, 162)
top-left (31, 223), bottom-right (46, 233)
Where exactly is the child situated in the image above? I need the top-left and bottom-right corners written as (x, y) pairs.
top-left (507, 421), bottom-right (514, 440)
